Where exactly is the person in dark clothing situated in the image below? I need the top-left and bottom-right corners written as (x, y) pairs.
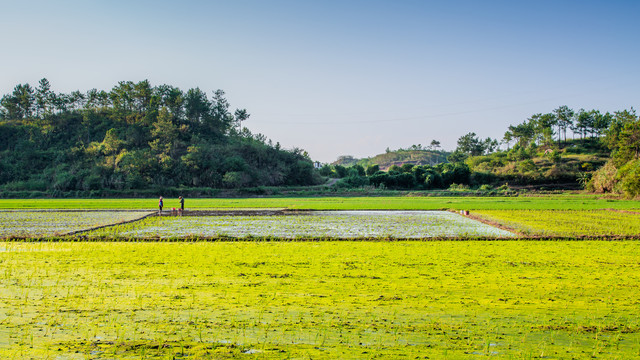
top-left (178, 196), bottom-right (184, 216)
top-left (158, 196), bottom-right (164, 214)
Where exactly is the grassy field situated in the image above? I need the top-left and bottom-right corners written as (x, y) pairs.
top-left (473, 209), bottom-right (640, 237)
top-left (2, 195), bottom-right (640, 359)
top-left (1, 241), bottom-right (639, 359)
top-left (1, 194), bottom-right (640, 211)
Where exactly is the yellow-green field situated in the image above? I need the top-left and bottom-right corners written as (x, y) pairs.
top-left (1, 241), bottom-right (639, 359)
top-left (2, 195), bottom-right (640, 359)
top-left (473, 210), bottom-right (640, 237)
top-left (1, 194), bottom-right (639, 211)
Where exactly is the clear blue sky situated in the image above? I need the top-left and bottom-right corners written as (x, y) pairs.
top-left (2, 0), bottom-right (639, 162)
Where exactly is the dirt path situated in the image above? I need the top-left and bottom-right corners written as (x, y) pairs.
top-left (324, 178), bottom-right (340, 186)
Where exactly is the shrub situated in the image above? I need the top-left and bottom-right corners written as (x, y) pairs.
top-left (336, 175), bottom-right (369, 188)
top-left (617, 159), bottom-right (640, 197)
top-left (478, 184), bottom-right (493, 191)
top-left (365, 165), bottom-right (379, 176)
top-left (581, 162), bottom-right (594, 171)
top-left (589, 160), bottom-right (618, 193)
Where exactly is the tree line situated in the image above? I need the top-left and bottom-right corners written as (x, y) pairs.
top-left (324, 105), bottom-right (640, 196)
top-left (0, 79), bottom-right (319, 196)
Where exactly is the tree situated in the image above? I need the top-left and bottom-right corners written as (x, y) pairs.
top-left (531, 113), bottom-right (557, 147)
top-left (333, 165), bottom-right (348, 178)
top-left (132, 80), bottom-right (153, 114)
top-left (69, 90), bottom-right (86, 110)
top-left (593, 111), bottom-right (612, 138)
top-left (365, 164), bottom-right (380, 176)
top-left (606, 108), bottom-right (638, 151)
top-left (101, 128), bottom-right (123, 155)
top-left (184, 87), bottom-right (210, 124)
top-left (612, 121), bottom-right (640, 166)
top-left (0, 93), bottom-right (22, 119)
top-left (2, 84), bottom-right (37, 119)
top-left (157, 85), bottom-right (184, 120)
top-left (504, 121), bottom-right (535, 148)
top-left (210, 89), bottom-right (234, 134)
top-left (429, 139), bottom-right (441, 151)
top-left (35, 78), bottom-right (52, 117)
top-left (456, 132), bottom-right (484, 156)
top-left (149, 107), bottom-right (179, 156)
top-left (234, 108), bottom-right (250, 131)
top-left (574, 109), bottom-right (594, 139)
top-left (456, 132), bottom-right (496, 156)
top-left (553, 105), bottom-right (574, 144)
top-left (447, 150), bottom-right (468, 163)
top-left (109, 81), bottom-right (135, 114)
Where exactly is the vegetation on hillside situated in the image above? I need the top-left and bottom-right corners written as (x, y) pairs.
top-left (325, 106), bottom-right (640, 196)
top-left (2, 79), bottom-right (638, 198)
top-left (332, 142), bottom-right (449, 171)
top-left (0, 79), bottom-right (320, 196)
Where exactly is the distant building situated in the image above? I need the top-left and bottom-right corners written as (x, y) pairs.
top-left (313, 161), bottom-right (322, 169)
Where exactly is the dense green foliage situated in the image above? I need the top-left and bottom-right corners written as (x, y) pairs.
top-left (588, 108), bottom-right (640, 197)
top-left (328, 106), bottom-right (638, 193)
top-left (0, 79), bottom-right (319, 195)
top-left (462, 107), bottom-right (640, 194)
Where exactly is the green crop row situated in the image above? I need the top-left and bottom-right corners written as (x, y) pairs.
top-left (1, 194), bottom-right (639, 211)
top-left (473, 209), bottom-right (640, 237)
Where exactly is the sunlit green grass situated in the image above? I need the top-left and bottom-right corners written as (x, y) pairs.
top-left (1, 241), bottom-right (639, 359)
top-left (0, 194), bottom-right (639, 210)
top-left (473, 209), bottom-right (640, 237)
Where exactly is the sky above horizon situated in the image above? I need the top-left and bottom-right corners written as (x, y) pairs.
top-left (2, 0), bottom-right (639, 163)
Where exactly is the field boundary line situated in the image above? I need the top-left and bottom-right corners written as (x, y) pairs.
top-left (63, 212), bottom-right (156, 237)
top-left (0, 209), bottom-right (157, 212)
top-left (7, 235), bottom-right (640, 242)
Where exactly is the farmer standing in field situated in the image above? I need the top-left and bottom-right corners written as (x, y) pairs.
top-left (179, 196), bottom-right (184, 216)
top-left (158, 196), bottom-right (164, 215)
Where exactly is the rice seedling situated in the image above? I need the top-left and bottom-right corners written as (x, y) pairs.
top-left (87, 211), bottom-right (515, 239)
top-left (473, 209), bottom-right (640, 237)
top-left (0, 211), bottom-right (151, 238)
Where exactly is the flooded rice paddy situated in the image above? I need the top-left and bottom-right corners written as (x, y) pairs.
top-left (88, 210), bottom-right (516, 239)
top-left (0, 211), bottom-right (152, 238)
top-left (0, 210), bottom-right (515, 239)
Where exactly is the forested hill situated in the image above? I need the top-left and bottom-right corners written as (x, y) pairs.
top-left (0, 79), bottom-right (319, 196)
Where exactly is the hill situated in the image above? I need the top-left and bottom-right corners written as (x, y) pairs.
top-left (0, 79), bottom-right (320, 197)
top-left (459, 139), bottom-right (608, 191)
top-left (333, 149), bottom-right (449, 171)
